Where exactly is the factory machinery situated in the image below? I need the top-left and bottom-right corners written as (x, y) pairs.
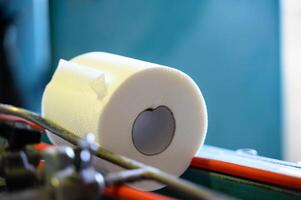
top-left (0, 104), bottom-right (300, 200)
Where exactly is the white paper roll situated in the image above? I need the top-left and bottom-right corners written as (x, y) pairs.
top-left (42, 52), bottom-right (207, 191)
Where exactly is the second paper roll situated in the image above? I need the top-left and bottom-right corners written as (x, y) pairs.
top-left (42, 52), bottom-right (207, 191)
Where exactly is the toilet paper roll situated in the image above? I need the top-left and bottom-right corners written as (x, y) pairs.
top-left (42, 52), bottom-right (207, 191)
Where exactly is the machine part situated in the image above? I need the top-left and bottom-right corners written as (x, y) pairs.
top-left (105, 168), bottom-right (150, 186)
top-left (50, 167), bottom-right (105, 200)
top-left (180, 168), bottom-right (301, 200)
top-left (47, 133), bottom-right (105, 200)
top-left (0, 151), bottom-right (39, 191)
top-left (0, 187), bottom-right (51, 200)
top-left (105, 185), bottom-right (174, 200)
top-left (73, 134), bottom-right (95, 171)
top-left (236, 148), bottom-right (258, 156)
top-left (0, 103), bottom-right (234, 200)
top-left (0, 120), bottom-right (41, 191)
top-left (36, 142), bottom-right (175, 200)
top-left (193, 145), bottom-right (301, 190)
top-left (0, 121), bottom-right (42, 168)
top-left (43, 146), bottom-right (75, 180)
top-left (0, 122), bottom-right (41, 151)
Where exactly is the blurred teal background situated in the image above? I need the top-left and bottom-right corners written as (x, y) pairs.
top-left (1, 0), bottom-right (281, 159)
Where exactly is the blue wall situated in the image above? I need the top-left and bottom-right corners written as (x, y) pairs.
top-left (1, 0), bottom-right (50, 110)
top-left (50, 0), bottom-right (281, 158)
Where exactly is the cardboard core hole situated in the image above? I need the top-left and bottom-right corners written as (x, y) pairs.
top-left (132, 106), bottom-right (175, 156)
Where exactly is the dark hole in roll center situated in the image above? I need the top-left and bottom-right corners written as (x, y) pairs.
top-left (132, 106), bottom-right (176, 156)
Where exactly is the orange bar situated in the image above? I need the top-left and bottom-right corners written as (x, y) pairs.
top-left (191, 157), bottom-right (301, 190)
top-left (105, 186), bottom-right (174, 200)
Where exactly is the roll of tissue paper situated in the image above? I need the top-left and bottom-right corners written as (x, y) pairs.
top-left (42, 52), bottom-right (207, 191)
